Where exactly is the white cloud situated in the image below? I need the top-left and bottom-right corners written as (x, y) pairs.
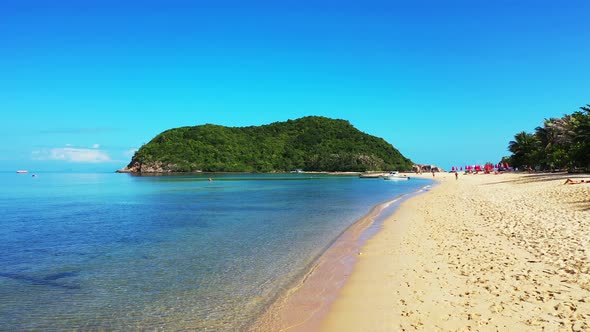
top-left (32, 148), bottom-right (112, 163)
top-left (92, 144), bottom-right (100, 149)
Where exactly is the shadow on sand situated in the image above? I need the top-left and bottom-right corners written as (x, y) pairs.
top-left (480, 172), bottom-right (590, 211)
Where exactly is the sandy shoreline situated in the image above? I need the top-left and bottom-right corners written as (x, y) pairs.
top-left (253, 171), bottom-right (590, 331)
top-left (321, 172), bottom-right (590, 331)
top-left (249, 190), bottom-right (429, 331)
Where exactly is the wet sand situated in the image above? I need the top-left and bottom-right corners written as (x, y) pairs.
top-left (320, 172), bottom-right (590, 331)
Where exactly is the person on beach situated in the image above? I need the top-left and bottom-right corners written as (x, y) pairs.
top-left (564, 178), bottom-right (586, 185)
top-left (455, 172), bottom-right (458, 180)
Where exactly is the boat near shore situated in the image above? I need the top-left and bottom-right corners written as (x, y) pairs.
top-left (358, 172), bottom-right (386, 179)
top-left (383, 171), bottom-right (410, 181)
top-left (359, 171), bottom-right (410, 180)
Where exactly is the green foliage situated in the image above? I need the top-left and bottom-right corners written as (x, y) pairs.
top-left (129, 116), bottom-right (413, 172)
top-left (506, 104), bottom-right (590, 171)
top-left (508, 131), bottom-right (541, 169)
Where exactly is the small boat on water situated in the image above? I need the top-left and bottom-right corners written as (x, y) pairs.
top-left (359, 172), bottom-right (385, 179)
top-left (16, 170), bottom-right (28, 174)
top-left (383, 171), bottom-right (409, 181)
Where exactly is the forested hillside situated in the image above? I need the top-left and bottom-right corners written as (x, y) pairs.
top-left (120, 116), bottom-right (413, 173)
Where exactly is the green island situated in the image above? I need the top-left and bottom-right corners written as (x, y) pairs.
top-left (118, 116), bottom-right (413, 173)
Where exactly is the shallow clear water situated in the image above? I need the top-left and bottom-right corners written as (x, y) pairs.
top-left (0, 172), bottom-right (430, 330)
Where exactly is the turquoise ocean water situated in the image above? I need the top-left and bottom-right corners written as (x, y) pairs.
top-left (0, 172), bottom-right (431, 331)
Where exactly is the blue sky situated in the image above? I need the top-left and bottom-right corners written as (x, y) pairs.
top-left (1, 0), bottom-right (589, 172)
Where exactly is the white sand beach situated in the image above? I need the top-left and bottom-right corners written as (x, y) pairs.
top-left (254, 172), bottom-right (590, 331)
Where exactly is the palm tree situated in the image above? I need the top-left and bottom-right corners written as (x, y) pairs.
top-left (534, 119), bottom-right (558, 170)
top-left (569, 105), bottom-right (590, 170)
top-left (506, 104), bottom-right (590, 172)
top-left (575, 105), bottom-right (590, 144)
top-left (508, 131), bottom-right (540, 169)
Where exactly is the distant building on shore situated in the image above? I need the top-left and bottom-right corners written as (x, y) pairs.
top-left (412, 164), bottom-right (444, 173)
